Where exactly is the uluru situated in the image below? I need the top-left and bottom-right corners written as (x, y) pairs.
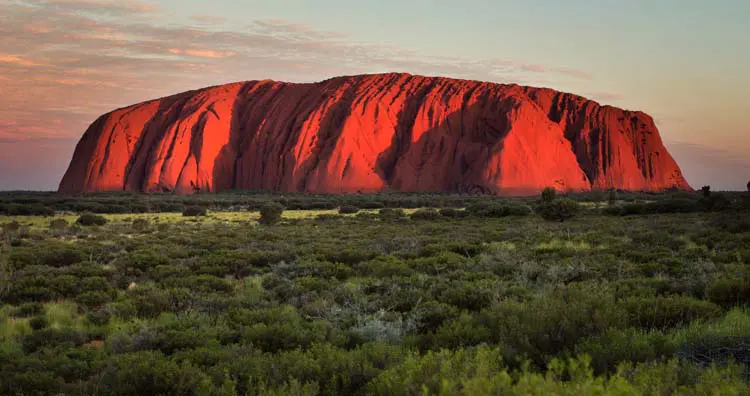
top-left (58, 73), bottom-right (691, 195)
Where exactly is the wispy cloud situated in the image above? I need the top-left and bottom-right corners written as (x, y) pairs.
top-left (189, 15), bottom-right (228, 25)
top-left (168, 48), bottom-right (236, 59)
top-left (35, 0), bottom-right (159, 15)
top-left (0, 54), bottom-right (46, 67)
top-left (587, 91), bottom-right (625, 103)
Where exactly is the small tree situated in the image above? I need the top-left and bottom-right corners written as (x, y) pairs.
top-left (538, 199), bottom-right (581, 222)
top-left (701, 185), bottom-right (711, 198)
top-left (746, 180), bottom-right (749, 193)
top-left (541, 187), bottom-right (556, 203)
top-left (259, 202), bottom-right (284, 225)
top-left (607, 189), bottom-right (617, 206)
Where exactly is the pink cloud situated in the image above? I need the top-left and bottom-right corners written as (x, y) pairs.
top-left (0, 54), bottom-right (44, 67)
top-left (168, 48), bottom-right (236, 59)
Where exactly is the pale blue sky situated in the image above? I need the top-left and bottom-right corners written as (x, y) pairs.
top-left (0, 0), bottom-right (748, 189)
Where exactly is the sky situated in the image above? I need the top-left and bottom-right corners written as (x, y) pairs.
top-left (0, 0), bottom-right (748, 191)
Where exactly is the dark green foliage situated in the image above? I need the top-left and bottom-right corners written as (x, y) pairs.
top-left (624, 295), bottom-right (723, 330)
top-left (606, 198), bottom-right (706, 216)
top-left (94, 351), bottom-right (212, 396)
top-left (182, 205), bottom-right (207, 217)
top-left (131, 218), bottom-right (150, 231)
top-left (22, 329), bottom-right (88, 353)
top-left (701, 185), bottom-right (711, 197)
top-left (76, 213), bottom-right (107, 226)
top-left (438, 208), bottom-right (466, 218)
top-left (538, 198), bottom-right (580, 221)
top-left (12, 302), bottom-right (44, 317)
top-left (49, 218), bottom-right (68, 231)
top-left (467, 201), bottom-right (531, 218)
top-left (29, 315), bottom-right (48, 330)
top-left (86, 309), bottom-right (111, 326)
top-left (541, 187), bottom-right (556, 203)
top-left (575, 327), bottom-right (676, 374)
top-left (2, 220), bottom-right (21, 233)
top-left (707, 278), bottom-right (750, 308)
top-left (410, 208), bottom-right (440, 220)
top-left (698, 193), bottom-right (732, 212)
top-left (259, 202), bottom-right (284, 225)
top-left (379, 208), bottom-right (406, 220)
top-left (338, 205), bottom-right (360, 214)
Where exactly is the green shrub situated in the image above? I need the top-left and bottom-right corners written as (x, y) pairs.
top-left (467, 202), bottom-right (531, 218)
top-left (575, 327), bottom-right (677, 373)
top-left (76, 213), bottom-right (107, 226)
top-left (86, 310), bottom-right (111, 326)
top-left (48, 219), bottom-right (68, 231)
top-left (75, 291), bottom-right (113, 308)
top-left (541, 187), bottom-right (556, 203)
top-left (1, 220), bottom-right (21, 233)
top-left (379, 208), bottom-right (406, 220)
top-left (182, 205), bottom-right (207, 217)
top-left (132, 218), bottom-right (150, 231)
top-left (438, 208), bottom-right (462, 218)
top-left (259, 202), bottom-right (284, 225)
top-left (21, 328), bottom-right (87, 353)
top-left (624, 295), bottom-right (723, 330)
top-left (538, 199), bottom-right (580, 222)
top-left (93, 351), bottom-right (211, 395)
top-left (338, 205), bottom-right (360, 214)
top-left (707, 278), bottom-right (750, 309)
top-left (359, 201), bottom-right (385, 209)
top-left (12, 302), bottom-right (44, 317)
top-left (28, 316), bottom-right (48, 330)
top-left (410, 208), bottom-right (440, 220)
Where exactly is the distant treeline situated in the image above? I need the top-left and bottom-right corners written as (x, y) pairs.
top-left (1, 190), bottom-right (748, 215)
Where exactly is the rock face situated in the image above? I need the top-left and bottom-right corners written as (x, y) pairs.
top-left (59, 73), bottom-right (691, 195)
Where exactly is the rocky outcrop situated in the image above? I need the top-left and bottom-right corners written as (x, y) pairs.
top-left (59, 73), bottom-right (691, 194)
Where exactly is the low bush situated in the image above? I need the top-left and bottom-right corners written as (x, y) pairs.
top-left (76, 213), bottom-right (107, 226)
top-left (338, 205), bottom-right (360, 214)
top-left (410, 208), bottom-right (440, 220)
top-left (379, 208), bottom-right (406, 220)
top-left (12, 302), bottom-right (44, 317)
top-left (49, 219), bottom-right (69, 231)
top-left (467, 202), bottom-right (531, 218)
top-left (28, 315), bottom-right (48, 330)
top-left (624, 295), bottom-right (723, 330)
top-left (707, 278), bottom-right (750, 309)
top-left (132, 218), bottom-right (150, 231)
top-left (538, 199), bottom-right (580, 222)
top-left (438, 208), bottom-right (461, 218)
top-left (182, 205), bottom-right (207, 217)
